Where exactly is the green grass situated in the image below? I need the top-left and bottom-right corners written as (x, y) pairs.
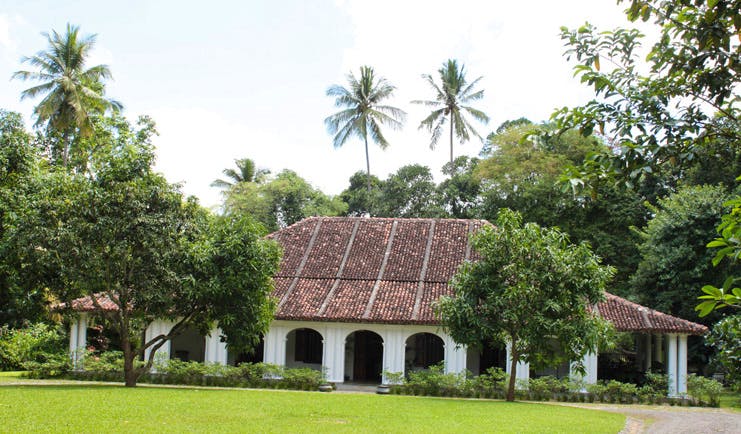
top-left (0, 371), bottom-right (24, 382)
top-left (719, 389), bottom-right (741, 411)
top-left (0, 383), bottom-right (625, 433)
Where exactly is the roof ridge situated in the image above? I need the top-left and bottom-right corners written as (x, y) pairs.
top-left (277, 219), bottom-right (323, 310)
top-left (363, 220), bottom-right (398, 319)
top-left (412, 220), bottom-right (436, 320)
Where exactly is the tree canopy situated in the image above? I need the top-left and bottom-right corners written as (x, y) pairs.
top-left (12, 24), bottom-right (122, 168)
top-left (325, 65), bottom-right (406, 192)
top-left (413, 59), bottom-right (489, 164)
top-left (437, 209), bottom-right (614, 401)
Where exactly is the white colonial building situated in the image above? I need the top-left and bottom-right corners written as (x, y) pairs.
top-left (67, 217), bottom-right (707, 396)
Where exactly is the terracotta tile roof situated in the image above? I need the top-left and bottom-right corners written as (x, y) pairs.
top-left (61, 216), bottom-right (707, 335)
top-left (597, 293), bottom-right (708, 335)
top-left (58, 293), bottom-right (119, 312)
top-left (272, 217), bottom-right (708, 334)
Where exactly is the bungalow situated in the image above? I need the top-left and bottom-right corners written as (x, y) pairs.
top-left (67, 217), bottom-right (707, 396)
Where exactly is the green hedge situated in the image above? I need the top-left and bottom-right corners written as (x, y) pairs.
top-left (26, 351), bottom-right (325, 391)
top-left (387, 365), bottom-right (721, 407)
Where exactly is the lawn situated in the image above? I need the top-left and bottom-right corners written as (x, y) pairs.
top-left (0, 381), bottom-right (625, 433)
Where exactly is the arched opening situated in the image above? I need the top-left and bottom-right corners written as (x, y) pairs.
top-left (466, 340), bottom-right (506, 376)
top-left (345, 330), bottom-right (383, 383)
top-left (228, 335), bottom-right (265, 366)
top-left (405, 333), bottom-right (444, 374)
top-left (170, 327), bottom-right (206, 362)
top-left (286, 328), bottom-right (323, 371)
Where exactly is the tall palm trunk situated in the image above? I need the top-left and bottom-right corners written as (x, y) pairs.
top-left (449, 113), bottom-right (454, 165)
top-left (364, 135), bottom-right (371, 192)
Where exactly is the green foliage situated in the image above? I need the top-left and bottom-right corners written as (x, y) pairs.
top-left (225, 169), bottom-right (346, 231)
top-left (12, 23), bottom-right (122, 167)
top-left (477, 121), bottom-right (647, 294)
top-left (632, 185), bottom-right (737, 324)
top-left (413, 59), bottom-right (489, 164)
top-left (338, 171), bottom-right (384, 216)
top-left (698, 194), bottom-right (741, 316)
top-left (211, 157), bottom-right (269, 189)
top-left (437, 156), bottom-right (482, 219)
top-left (552, 0), bottom-right (739, 189)
top-left (437, 209), bottom-right (615, 401)
top-left (390, 365), bottom-right (507, 399)
top-left (379, 164), bottom-right (444, 218)
top-left (0, 323), bottom-right (66, 371)
top-left (325, 65), bottom-right (406, 191)
top-left (686, 374), bottom-right (724, 407)
top-left (706, 315), bottom-right (741, 389)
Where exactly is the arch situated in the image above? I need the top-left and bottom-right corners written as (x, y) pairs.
top-left (344, 330), bottom-right (384, 383)
top-left (466, 340), bottom-right (506, 376)
top-left (405, 332), bottom-right (444, 373)
top-left (285, 328), bottom-right (323, 371)
top-left (229, 334), bottom-right (265, 366)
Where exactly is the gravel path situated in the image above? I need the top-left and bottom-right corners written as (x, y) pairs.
top-left (556, 403), bottom-right (741, 434)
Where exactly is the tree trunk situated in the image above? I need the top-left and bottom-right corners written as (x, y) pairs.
top-left (61, 129), bottom-right (70, 168)
top-left (364, 135), bottom-right (371, 193)
top-left (449, 113), bottom-right (454, 166)
top-left (121, 334), bottom-right (138, 387)
top-left (507, 343), bottom-right (518, 402)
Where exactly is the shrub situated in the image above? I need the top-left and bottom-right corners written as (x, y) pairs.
top-left (22, 352), bottom-right (71, 378)
top-left (686, 374), bottom-right (723, 407)
top-left (0, 323), bottom-right (66, 371)
top-left (706, 315), bottom-right (741, 390)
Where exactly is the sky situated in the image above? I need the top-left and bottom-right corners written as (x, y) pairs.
top-left (0, 0), bottom-right (652, 209)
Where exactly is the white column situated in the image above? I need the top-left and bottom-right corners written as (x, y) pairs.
top-left (645, 334), bottom-right (652, 371)
top-left (667, 334), bottom-right (678, 397)
top-left (323, 328), bottom-right (346, 383)
top-left (382, 330), bottom-right (404, 383)
top-left (204, 327), bottom-right (228, 365)
top-left (69, 317), bottom-right (79, 367)
top-left (570, 352), bottom-right (598, 390)
top-left (144, 319), bottom-right (173, 364)
top-left (263, 325), bottom-right (286, 366)
top-left (677, 334), bottom-right (688, 395)
top-left (69, 314), bottom-right (88, 369)
top-left (443, 334), bottom-right (467, 375)
top-left (506, 341), bottom-right (529, 388)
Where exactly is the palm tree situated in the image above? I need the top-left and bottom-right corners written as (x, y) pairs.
top-left (325, 66), bottom-right (406, 192)
top-left (412, 59), bottom-right (489, 165)
top-left (211, 158), bottom-right (270, 189)
top-left (12, 23), bottom-right (122, 167)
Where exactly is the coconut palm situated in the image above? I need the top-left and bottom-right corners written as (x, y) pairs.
top-left (211, 158), bottom-right (270, 189)
top-left (325, 66), bottom-right (406, 192)
top-left (412, 59), bottom-right (489, 165)
top-left (12, 23), bottom-right (122, 167)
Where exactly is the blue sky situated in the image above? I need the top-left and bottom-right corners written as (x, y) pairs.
top-left (0, 0), bottom-right (649, 208)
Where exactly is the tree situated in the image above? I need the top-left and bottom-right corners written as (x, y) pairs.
top-left (379, 164), bottom-right (443, 218)
top-left (437, 209), bottom-right (614, 401)
top-left (19, 121), bottom-right (281, 387)
top-left (632, 185), bottom-right (738, 326)
top-left (705, 315), bottom-right (741, 389)
top-left (325, 66), bottom-right (406, 192)
top-left (413, 59), bottom-right (490, 165)
top-left (225, 169), bottom-right (347, 231)
top-left (552, 0), bottom-right (739, 188)
top-left (12, 24), bottom-right (122, 167)
top-left (476, 121), bottom-right (647, 295)
top-left (0, 110), bottom-right (46, 327)
top-left (437, 156), bottom-right (482, 219)
top-left (339, 171), bottom-right (384, 217)
top-left (211, 158), bottom-right (269, 189)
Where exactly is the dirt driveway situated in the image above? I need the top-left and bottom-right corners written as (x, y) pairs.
top-left (556, 403), bottom-right (741, 433)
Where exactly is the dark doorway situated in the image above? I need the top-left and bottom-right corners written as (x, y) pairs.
top-left (405, 333), bottom-right (445, 374)
top-left (230, 335), bottom-right (265, 365)
top-left (347, 331), bottom-right (383, 383)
